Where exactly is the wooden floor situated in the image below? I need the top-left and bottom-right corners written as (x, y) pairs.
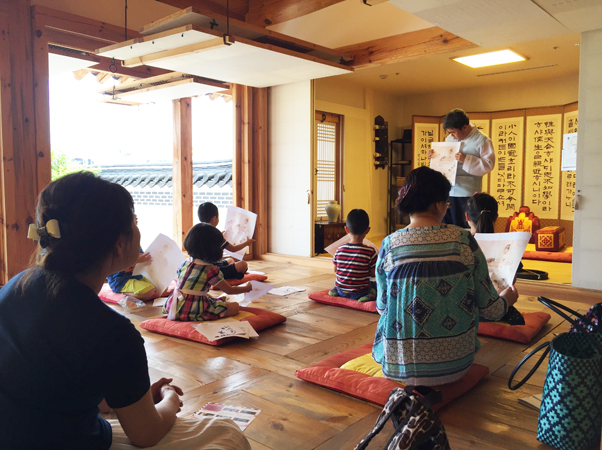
top-left (107, 255), bottom-right (595, 450)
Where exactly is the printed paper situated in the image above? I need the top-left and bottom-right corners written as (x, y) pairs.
top-left (242, 281), bottom-right (274, 305)
top-left (475, 232), bottom-right (531, 293)
top-left (191, 320), bottom-right (258, 341)
top-left (324, 234), bottom-right (379, 256)
top-left (133, 233), bottom-right (186, 294)
top-left (223, 206), bottom-right (257, 261)
top-left (268, 286), bottom-right (306, 296)
top-left (192, 403), bottom-right (261, 431)
top-left (429, 142), bottom-right (461, 185)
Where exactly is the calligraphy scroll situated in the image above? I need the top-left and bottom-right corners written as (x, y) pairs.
top-left (413, 123), bottom-right (439, 169)
top-left (489, 117), bottom-right (524, 214)
top-left (524, 114), bottom-right (562, 220)
top-left (561, 110), bottom-right (578, 220)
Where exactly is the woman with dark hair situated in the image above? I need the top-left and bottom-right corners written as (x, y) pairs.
top-left (372, 166), bottom-right (518, 386)
top-left (0, 172), bottom-right (250, 449)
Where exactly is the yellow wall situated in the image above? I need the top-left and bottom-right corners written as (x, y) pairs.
top-left (315, 78), bottom-right (402, 244)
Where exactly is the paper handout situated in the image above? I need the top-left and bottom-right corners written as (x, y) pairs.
top-left (133, 233), bottom-right (186, 294)
top-left (191, 320), bottom-right (259, 341)
top-left (324, 234), bottom-right (379, 256)
top-left (268, 286), bottom-right (305, 296)
top-left (192, 403), bottom-right (261, 431)
top-left (223, 206), bottom-right (257, 261)
top-left (243, 281), bottom-right (273, 305)
top-left (429, 142), bottom-right (461, 185)
top-left (474, 232), bottom-right (531, 293)
top-left (561, 132), bottom-right (577, 171)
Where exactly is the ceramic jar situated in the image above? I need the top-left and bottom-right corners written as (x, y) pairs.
top-left (325, 200), bottom-right (341, 223)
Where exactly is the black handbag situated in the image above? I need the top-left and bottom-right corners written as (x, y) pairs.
top-left (508, 297), bottom-right (602, 450)
top-left (355, 385), bottom-right (450, 450)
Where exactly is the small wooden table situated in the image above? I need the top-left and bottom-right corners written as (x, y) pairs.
top-left (315, 221), bottom-right (347, 255)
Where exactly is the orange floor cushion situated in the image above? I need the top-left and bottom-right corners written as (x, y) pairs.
top-left (139, 306), bottom-right (286, 346)
top-left (295, 343), bottom-right (489, 409)
top-left (98, 283), bottom-right (127, 304)
top-left (477, 311), bottom-right (551, 344)
top-left (308, 289), bottom-right (377, 313)
top-left (211, 273), bottom-right (268, 289)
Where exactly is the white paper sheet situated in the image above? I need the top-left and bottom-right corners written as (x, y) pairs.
top-left (429, 142), bottom-right (461, 185)
top-left (192, 403), bottom-right (261, 431)
top-left (223, 206), bottom-right (257, 261)
top-left (242, 281), bottom-right (274, 305)
top-left (561, 132), bottom-right (578, 171)
top-left (247, 270), bottom-right (266, 275)
top-left (474, 232), bottom-right (531, 293)
top-left (324, 234), bottom-right (379, 256)
top-left (152, 297), bottom-right (167, 307)
top-left (191, 320), bottom-right (259, 341)
top-left (133, 233), bottom-right (186, 294)
top-left (268, 286), bottom-right (306, 296)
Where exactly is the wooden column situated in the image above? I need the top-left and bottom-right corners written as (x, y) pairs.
top-left (233, 84), bottom-right (268, 258)
top-left (0, 1), bottom-right (41, 283)
top-left (172, 97), bottom-right (193, 248)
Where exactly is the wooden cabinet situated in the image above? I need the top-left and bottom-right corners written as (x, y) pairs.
top-left (314, 221), bottom-right (347, 255)
top-left (389, 137), bottom-right (412, 234)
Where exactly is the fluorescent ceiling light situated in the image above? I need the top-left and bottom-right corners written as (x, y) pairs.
top-left (453, 50), bottom-right (526, 68)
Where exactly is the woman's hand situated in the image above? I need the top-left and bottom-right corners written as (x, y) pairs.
top-left (500, 285), bottom-right (518, 307)
top-left (150, 378), bottom-right (183, 411)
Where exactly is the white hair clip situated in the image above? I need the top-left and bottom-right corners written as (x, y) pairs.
top-left (27, 219), bottom-right (62, 241)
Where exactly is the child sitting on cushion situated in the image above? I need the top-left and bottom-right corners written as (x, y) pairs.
top-left (198, 202), bottom-right (255, 281)
top-left (329, 209), bottom-right (377, 302)
top-left (107, 216), bottom-right (160, 301)
top-left (466, 192), bottom-right (525, 325)
top-left (164, 223), bottom-right (252, 321)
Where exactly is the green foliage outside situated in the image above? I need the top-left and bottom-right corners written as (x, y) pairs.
top-left (51, 149), bottom-right (101, 181)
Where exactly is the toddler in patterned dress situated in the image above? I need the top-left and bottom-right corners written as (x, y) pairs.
top-left (164, 223), bottom-right (252, 321)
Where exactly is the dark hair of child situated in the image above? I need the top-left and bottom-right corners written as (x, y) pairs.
top-left (466, 193), bottom-right (499, 234)
top-left (197, 202), bottom-right (218, 223)
top-left (396, 166), bottom-right (451, 216)
top-left (184, 223), bottom-right (224, 263)
top-left (21, 171), bottom-right (135, 295)
top-left (346, 209), bottom-right (370, 235)
top-left (442, 108), bottom-right (470, 130)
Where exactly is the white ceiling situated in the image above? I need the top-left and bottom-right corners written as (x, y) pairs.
top-left (264, 0), bottom-right (593, 96)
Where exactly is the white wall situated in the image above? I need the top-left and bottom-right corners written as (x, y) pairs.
top-left (572, 28), bottom-right (602, 290)
top-left (268, 81), bottom-right (314, 256)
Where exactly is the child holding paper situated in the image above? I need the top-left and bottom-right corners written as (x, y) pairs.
top-left (198, 202), bottom-right (255, 280)
top-left (466, 192), bottom-right (524, 325)
top-left (328, 209), bottom-right (377, 302)
top-left (164, 223), bottom-right (252, 321)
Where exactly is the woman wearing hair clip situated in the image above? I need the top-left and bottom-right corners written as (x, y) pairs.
top-left (372, 166), bottom-right (518, 387)
top-left (0, 172), bottom-right (250, 449)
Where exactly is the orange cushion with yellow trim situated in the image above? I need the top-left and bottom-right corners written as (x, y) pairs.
top-left (139, 306), bottom-right (286, 346)
top-left (295, 343), bottom-right (489, 408)
top-left (308, 289), bottom-right (377, 313)
top-left (477, 311), bottom-right (551, 344)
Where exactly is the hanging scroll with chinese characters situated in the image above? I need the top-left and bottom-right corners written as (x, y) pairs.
top-left (489, 116), bottom-right (524, 214)
top-left (413, 122), bottom-right (439, 169)
top-left (524, 113), bottom-right (563, 220)
top-left (561, 109), bottom-right (578, 220)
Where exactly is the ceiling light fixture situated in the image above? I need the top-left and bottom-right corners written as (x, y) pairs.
top-left (453, 49), bottom-right (526, 68)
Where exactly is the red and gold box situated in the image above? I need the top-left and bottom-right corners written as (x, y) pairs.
top-left (535, 226), bottom-right (566, 252)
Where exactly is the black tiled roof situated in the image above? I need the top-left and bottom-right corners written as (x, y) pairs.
top-left (99, 160), bottom-right (232, 189)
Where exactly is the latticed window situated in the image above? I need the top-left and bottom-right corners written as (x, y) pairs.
top-left (315, 112), bottom-right (342, 220)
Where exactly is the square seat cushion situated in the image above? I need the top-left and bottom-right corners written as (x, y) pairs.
top-left (139, 306), bottom-right (286, 346)
top-left (477, 311), bottom-right (551, 344)
top-left (98, 283), bottom-right (126, 304)
top-left (211, 273), bottom-right (268, 289)
top-left (296, 343), bottom-right (489, 409)
top-left (308, 289), bottom-right (377, 313)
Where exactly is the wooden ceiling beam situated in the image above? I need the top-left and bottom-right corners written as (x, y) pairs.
top-left (157, 0), bottom-right (248, 22)
top-left (246, 0), bottom-right (345, 27)
top-left (336, 26), bottom-right (478, 69)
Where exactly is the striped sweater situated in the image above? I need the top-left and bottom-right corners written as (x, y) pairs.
top-left (333, 243), bottom-right (377, 294)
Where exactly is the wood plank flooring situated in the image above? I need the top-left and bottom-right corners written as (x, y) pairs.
top-left (106, 256), bottom-right (591, 449)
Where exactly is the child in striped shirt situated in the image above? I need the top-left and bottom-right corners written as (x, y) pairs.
top-left (329, 209), bottom-right (377, 302)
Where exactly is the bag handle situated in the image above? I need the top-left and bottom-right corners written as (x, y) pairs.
top-left (538, 296), bottom-right (601, 334)
top-left (507, 341), bottom-right (551, 390)
top-left (405, 385), bottom-right (443, 410)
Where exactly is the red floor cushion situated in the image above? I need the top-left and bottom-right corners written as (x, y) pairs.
top-left (98, 283), bottom-right (126, 304)
top-left (211, 273), bottom-right (268, 289)
top-left (296, 343), bottom-right (489, 409)
top-left (139, 306), bottom-right (286, 346)
top-left (477, 311), bottom-right (551, 344)
top-left (308, 289), bottom-right (377, 313)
